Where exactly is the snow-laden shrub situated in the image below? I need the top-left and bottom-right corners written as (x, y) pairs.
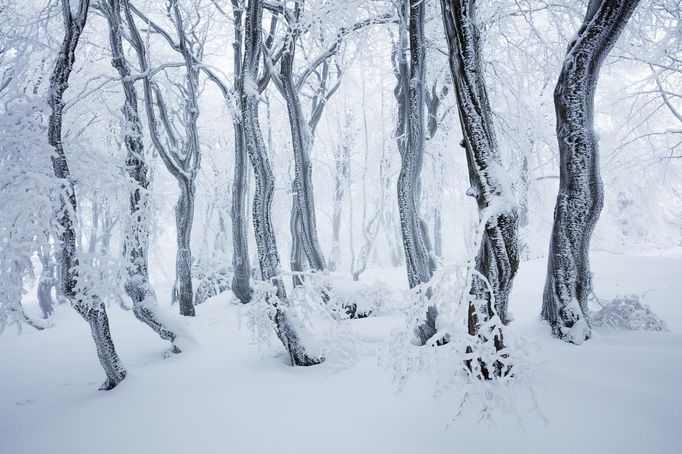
top-left (382, 264), bottom-right (543, 422)
top-left (238, 274), bottom-right (363, 367)
top-left (591, 295), bottom-right (668, 332)
top-left (193, 260), bottom-right (232, 305)
top-left (329, 278), bottom-right (390, 318)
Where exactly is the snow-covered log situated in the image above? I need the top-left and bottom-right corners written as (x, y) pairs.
top-left (542, 0), bottom-right (641, 344)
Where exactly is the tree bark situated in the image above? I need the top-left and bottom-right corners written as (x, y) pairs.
top-left (542, 0), bottom-right (640, 344)
top-left (279, 1), bottom-right (327, 276)
top-left (441, 0), bottom-right (521, 378)
top-left (102, 0), bottom-right (181, 348)
top-left (231, 0), bottom-right (252, 304)
top-left (394, 0), bottom-right (438, 344)
top-left (241, 0), bottom-right (322, 366)
top-left (48, 0), bottom-right (126, 390)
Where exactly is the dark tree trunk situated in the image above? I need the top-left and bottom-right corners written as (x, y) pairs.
top-left (241, 0), bottom-right (322, 366)
top-left (48, 0), bottom-right (126, 390)
top-left (442, 0), bottom-right (520, 328)
top-left (173, 178), bottom-right (196, 316)
top-left (542, 0), bottom-right (640, 344)
top-left (231, 0), bottom-right (252, 304)
top-left (103, 0), bottom-right (181, 346)
top-left (441, 1), bottom-right (520, 374)
top-left (279, 2), bottom-right (327, 277)
top-left (394, 0), bottom-right (438, 345)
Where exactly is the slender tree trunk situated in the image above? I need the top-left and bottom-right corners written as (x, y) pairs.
top-left (37, 244), bottom-right (55, 319)
top-left (542, 0), bottom-right (640, 344)
top-left (231, 0), bottom-right (252, 304)
top-left (173, 178), bottom-right (195, 316)
top-left (394, 0), bottom-right (437, 344)
top-left (48, 0), bottom-right (126, 390)
top-left (241, 0), bottom-right (322, 366)
top-left (103, 0), bottom-right (181, 346)
top-left (279, 2), bottom-right (327, 275)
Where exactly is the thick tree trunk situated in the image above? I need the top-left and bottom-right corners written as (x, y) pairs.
top-left (104, 0), bottom-right (181, 345)
top-left (441, 0), bottom-right (521, 377)
top-left (241, 0), bottom-right (322, 366)
top-left (231, 0), bottom-right (252, 304)
top-left (442, 0), bottom-right (520, 356)
top-left (542, 0), bottom-right (640, 344)
top-left (48, 0), bottom-right (126, 390)
top-left (394, 0), bottom-right (437, 344)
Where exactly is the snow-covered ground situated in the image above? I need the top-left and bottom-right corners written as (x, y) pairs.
top-left (1, 251), bottom-right (681, 454)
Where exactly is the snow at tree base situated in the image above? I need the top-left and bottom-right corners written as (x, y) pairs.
top-left (1, 0), bottom-right (681, 453)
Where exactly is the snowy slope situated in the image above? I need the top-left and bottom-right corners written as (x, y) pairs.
top-left (1, 252), bottom-right (681, 454)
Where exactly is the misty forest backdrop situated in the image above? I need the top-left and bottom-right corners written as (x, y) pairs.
top-left (1, 0), bottom-right (681, 453)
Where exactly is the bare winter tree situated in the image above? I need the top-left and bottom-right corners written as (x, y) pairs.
top-left (241, 0), bottom-right (322, 366)
top-left (440, 0), bottom-right (521, 377)
top-left (47, 0), bottom-right (126, 390)
top-left (441, 0), bottom-right (520, 325)
top-left (394, 0), bottom-right (438, 344)
top-left (542, 0), bottom-right (641, 344)
top-left (229, 0), bottom-right (253, 304)
top-left (124, 0), bottom-right (208, 316)
top-left (99, 0), bottom-right (182, 349)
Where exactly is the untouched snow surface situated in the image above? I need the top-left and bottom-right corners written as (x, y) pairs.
top-left (1, 252), bottom-right (681, 454)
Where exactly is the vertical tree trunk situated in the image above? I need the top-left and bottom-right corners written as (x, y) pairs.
top-left (231, 0), bottom-right (252, 304)
top-left (279, 2), bottom-right (327, 275)
top-left (394, 0), bottom-right (438, 344)
top-left (104, 0), bottom-right (181, 346)
top-left (48, 0), bottom-right (126, 390)
top-left (542, 0), bottom-right (640, 344)
top-left (241, 0), bottom-right (322, 366)
top-left (37, 243), bottom-right (55, 319)
top-left (173, 178), bottom-right (196, 316)
top-left (442, 0), bottom-right (520, 328)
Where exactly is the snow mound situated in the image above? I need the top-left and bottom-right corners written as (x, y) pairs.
top-left (591, 295), bottom-right (668, 332)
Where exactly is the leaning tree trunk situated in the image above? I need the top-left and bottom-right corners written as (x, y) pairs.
top-left (47, 0), bottom-right (126, 390)
top-left (542, 0), bottom-right (640, 344)
top-left (241, 0), bottom-right (322, 366)
top-left (395, 0), bottom-right (437, 345)
top-left (441, 0), bottom-right (521, 378)
top-left (104, 0), bottom-right (180, 347)
top-left (279, 3), bottom-right (327, 277)
top-left (230, 0), bottom-right (252, 304)
top-left (442, 0), bottom-right (520, 328)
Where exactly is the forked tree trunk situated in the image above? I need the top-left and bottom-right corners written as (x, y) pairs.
top-left (103, 0), bottom-right (181, 348)
top-left (231, 0), bottom-right (252, 304)
top-left (241, 0), bottom-right (322, 366)
top-left (48, 0), bottom-right (126, 390)
top-left (542, 0), bottom-right (640, 344)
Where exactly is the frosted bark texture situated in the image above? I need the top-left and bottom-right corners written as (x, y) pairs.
top-left (241, 0), bottom-right (322, 366)
top-left (441, 0), bottom-right (520, 329)
top-left (47, 0), bottom-right (126, 390)
top-left (542, 0), bottom-right (640, 344)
